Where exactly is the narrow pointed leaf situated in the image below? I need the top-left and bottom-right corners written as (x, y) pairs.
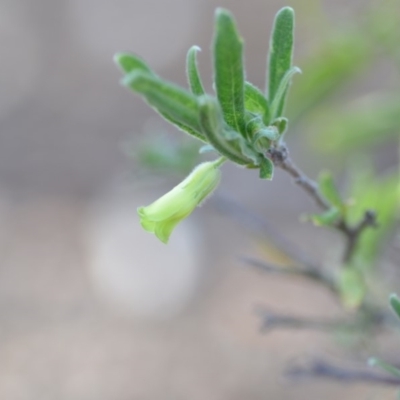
top-left (339, 269), bottom-right (365, 309)
top-left (237, 139), bottom-right (259, 165)
top-left (268, 7), bottom-right (295, 115)
top-left (270, 66), bottom-right (300, 119)
top-left (252, 126), bottom-right (279, 142)
top-left (252, 127), bottom-right (279, 154)
top-left (259, 157), bottom-right (274, 180)
top-left (390, 294), bottom-right (400, 321)
top-left (159, 113), bottom-right (207, 143)
top-left (244, 82), bottom-right (270, 124)
top-left (186, 46), bottom-right (205, 96)
top-left (249, 121), bottom-right (279, 152)
top-left (223, 128), bottom-right (241, 141)
top-left (271, 117), bottom-right (288, 135)
top-left (123, 71), bottom-right (206, 142)
top-left (213, 8), bottom-right (246, 136)
top-left (199, 95), bottom-right (250, 165)
top-left (310, 208), bottom-right (341, 227)
top-left (318, 170), bottom-right (344, 211)
top-left (114, 52), bottom-right (154, 75)
top-left (347, 170), bottom-right (398, 267)
top-left (369, 358), bottom-right (400, 379)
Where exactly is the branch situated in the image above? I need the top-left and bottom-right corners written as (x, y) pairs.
top-left (254, 306), bottom-right (362, 333)
top-left (286, 358), bottom-right (400, 386)
top-left (254, 302), bottom-right (393, 334)
top-left (241, 256), bottom-right (337, 294)
top-left (338, 210), bottom-right (378, 263)
top-left (268, 144), bottom-right (330, 210)
top-left (267, 143), bottom-right (378, 263)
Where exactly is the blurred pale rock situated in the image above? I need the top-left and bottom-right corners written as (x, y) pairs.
top-left (85, 184), bottom-right (203, 319)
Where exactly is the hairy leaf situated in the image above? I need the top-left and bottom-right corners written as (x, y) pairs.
top-left (270, 66), bottom-right (301, 119)
top-left (186, 46), bottom-right (205, 96)
top-left (244, 82), bottom-right (270, 124)
top-left (246, 117), bottom-right (278, 140)
top-left (114, 52), bottom-right (154, 75)
top-left (318, 170), bottom-right (344, 211)
top-left (213, 8), bottom-right (246, 136)
top-left (123, 71), bottom-right (206, 142)
top-left (259, 157), bottom-right (274, 180)
top-left (199, 95), bottom-right (251, 165)
top-left (271, 117), bottom-right (288, 135)
top-left (252, 127), bottom-right (279, 142)
top-left (268, 7), bottom-right (294, 115)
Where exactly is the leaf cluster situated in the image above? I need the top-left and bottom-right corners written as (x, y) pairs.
top-left (115, 7), bottom-right (299, 180)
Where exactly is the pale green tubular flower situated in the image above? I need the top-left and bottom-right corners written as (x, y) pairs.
top-left (138, 157), bottom-right (225, 243)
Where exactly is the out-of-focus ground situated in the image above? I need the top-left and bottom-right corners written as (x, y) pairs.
top-left (0, 0), bottom-right (397, 398)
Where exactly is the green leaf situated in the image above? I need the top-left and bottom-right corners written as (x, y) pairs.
top-left (252, 127), bottom-right (279, 143)
top-left (347, 168), bottom-right (399, 267)
top-left (186, 46), bottom-right (205, 96)
top-left (237, 138), bottom-right (260, 165)
top-left (198, 95), bottom-right (251, 165)
top-left (318, 170), bottom-right (344, 211)
top-left (338, 268), bottom-right (366, 309)
top-left (251, 126), bottom-right (279, 153)
top-left (259, 157), bottom-right (274, 180)
top-left (246, 117), bottom-right (279, 142)
top-left (123, 71), bottom-right (206, 142)
top-left (369, 358), bottom-right (400, 379)
top-left (268, 7), bottom-right (295, 115)
top-left (244, 82), bottom-right (270, 124)
top-left (310, 208), bottom-right (341, 227)
top-left (270, 66), bottom-right (301, 119)
top-left (271, 117), bottom-right (288, 135)
top-left (213, 8), bottom-right (246, 136)
top-left (390, 294), bottom-right (400, 321)
top-left (159, 114), bottom-right (207, 143)
top-left (114, 52), bottom-right (154, 75)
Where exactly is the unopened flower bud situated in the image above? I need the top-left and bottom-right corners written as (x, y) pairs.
top-left (138, 158), bottom-right (224, 243)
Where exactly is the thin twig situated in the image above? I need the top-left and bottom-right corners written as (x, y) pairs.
top-left (254, 306), bottom-right (367, 333)
top-left (286, 358), bottom-right (400, 386)
top-left (241, 256), bottom-right (337, 294)
top-left (338, 210), bottom-right (378, 263)
top-left (268, 144), bottom-right (330, 210)
top-left (267, 143), bottom-right (378, 263)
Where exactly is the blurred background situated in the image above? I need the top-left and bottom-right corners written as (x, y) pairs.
top-left (0, 0), bottom-right (399, 398)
